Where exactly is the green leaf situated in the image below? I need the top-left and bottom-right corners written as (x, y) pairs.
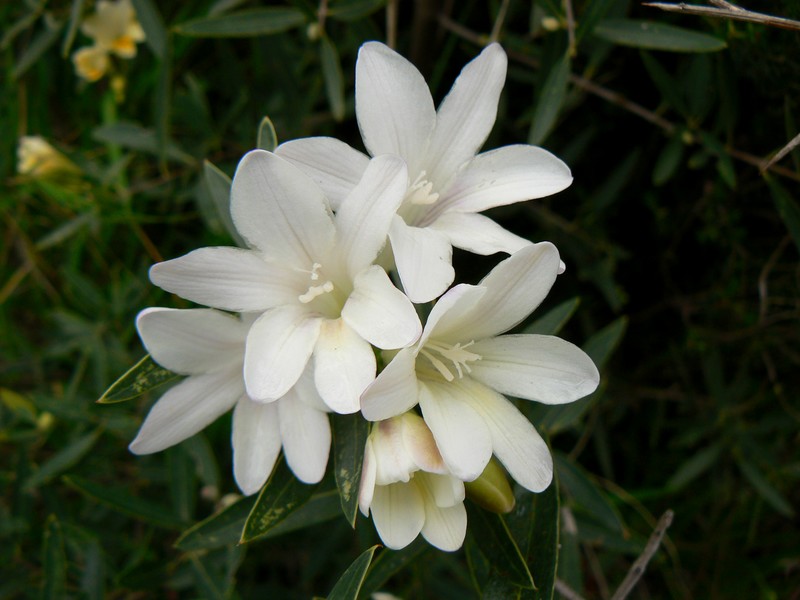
top-left (529, 482), bottom-right (560, 600)
top-left (666, 443), bottom-right (723, 492)
top-left (92, 123), bottom-right (196, 164)
top-left (640, 51), bottom-right (688, 116)
top-left (328, 0), bottom-right (387, 21)
top-left (13, 19), bottom-right (64, 80)
top-left (23, 429), bottom-right (102, 490)
top-left (768, 179), bottom-right (800, 254)
top-left (358, 539), bottom-right (428, 599)
top-left (97, 354), bottom-right (179, 404)
top-left (41, 515), bottom-right (67, 600)
top-left (131, 0), bottom-right (168, 59)
top-left (332, 413), bottom-right (369, 527)
top-left (203, 160), bottom-right (245, 246)
top-left (320, 36), bottom-right (346, 122)
top-left (64, 475), bottom-right (186, 529)
top-left (327, 545), bottom-right (379, 600)
top-left (529, 52), bottom-right (570, 146)
top-left (737, 457), bottom-right (795, 518)
top-left (583, 316), bottom-right (627, 370)
top-left (593, 19), bottom-right (727, 53)
top-left (466, 503), bottom-right (535, 589)
top-left (240, 457), bottom-right (317, 543)
top-left (653, 134), bottom-right (684, 186)
top-left (61, 0), bottom-right (86, 57)
top-left (554, 453), bottom-right (624, 534)
top-left (257, 116), bottom-right (278, 151)
top-left (174, 7), bottom-right (307, 37)
top-left (177, 490), bottom-right (340, 550)
top-left (524, 297), bottom-right (579, 335)
top-left (189, 555), bottom-right (226, 600)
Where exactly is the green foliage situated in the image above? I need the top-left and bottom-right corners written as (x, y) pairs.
top-left (3, 0), bottom-right (799, 598)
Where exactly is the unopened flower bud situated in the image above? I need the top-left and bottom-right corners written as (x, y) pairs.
top-left (465, 457), bottom-right (515, 513)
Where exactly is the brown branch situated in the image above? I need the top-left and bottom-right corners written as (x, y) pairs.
top-left (610, 510), bottom-right (675, 600)
top-left (489, 0), bottom-right (511, 43)
top-left (564, 0), bottom-right (577, 57)
top-left (643, 1), bottom-right (800, 32)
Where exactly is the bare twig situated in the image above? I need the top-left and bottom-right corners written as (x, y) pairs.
top-left (564, 0), bottom-right (577, 56)
top-left (610, 510), bottom-right (675, 600)
top-left (762, 131), bottom-right (800, 173)
top-left (386, 0), bottom-right (399, 49)
top-left (489, 0), bottom-right (511, 43)
top-left (556, 579), bottom-right (588, 600)
top-left (643, 1), bottom-right (800, 32)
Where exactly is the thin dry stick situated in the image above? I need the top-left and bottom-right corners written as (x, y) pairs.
top-left (386, 0), bottom-right (399, 49)
top-left (762, 131), bottom-right (800, 173)
top-left (436, 13), bottom-right (800, 182)
top-left (489, 0), bottom-right (511, 43)
top-left (643, 1), bottom-right (800, 32)
top-left (610, 510), bottom-right (675, 600)
top-left (564, 0), bottom-right (577, 56)
top-left (555, 579), bottom-right (588, 600)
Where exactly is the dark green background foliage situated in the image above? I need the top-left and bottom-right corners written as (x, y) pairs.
top-left (2, 0), bottom-right (799, 598)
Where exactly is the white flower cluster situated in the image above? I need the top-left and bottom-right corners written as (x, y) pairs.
top-left (130, 41), bottom-right (600, 552)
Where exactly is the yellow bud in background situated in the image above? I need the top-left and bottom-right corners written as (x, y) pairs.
top-left (465, 457), bottom-right (515, 514)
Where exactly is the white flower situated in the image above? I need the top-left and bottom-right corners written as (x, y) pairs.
top-left (129, 307), bottom-right (331, 495)
top-left (81, 0), bottom-right (145, 58)
top-left (360, 243), bottom-right (600, 491)
top-left (17, 136), bottom-right (80, 177)
top-left (277, 42), bottom-right (573, 302)
top-left (359, 413), bottom-right (467, 551)
top-left (149, 151), bottom-right (421, 414)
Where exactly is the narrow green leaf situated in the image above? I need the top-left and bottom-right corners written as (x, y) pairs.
top-left (737, 458), bottom-right (795, 518)
top-left (177, 490), bottom-right (340, 550)
top-left (467, 503), bottom-right (535, 589)
top-left (583, 316), bottom-right (627, 370)
top-left (256, 116), bottom-right (278, 151)
top-left (554, 453), bottom-right (624, 534)
top-left (189, 555), bottom-right (226, 600)
top-left (640, 51), bottom-right (687, 116)
top-left (174, 7), bottom-right (306, 37)
top-left (154, 36), bottom-right (172, 167)
top-left (332, 413), bottom-right (369, 527)
top-left (64, 475), bottom-right (186, 529)
top-left (529, 482), bottom-right (560, 600)
top-left (575, 0), bottom-right (617, 42)
top-left (61, 0), bottom-right (86, 57)
top-left (13, 20), bottom-right (64, 79)
top-left (23, 429), bottom-right (102, 490)
top-left (240, 457), bottom-right (317, 543)
top-left (666, 443), bottom-right (723, 492)
top-left (653, 134), bottom-right (684, 186)
top-left (328, 545), bottom-right (379, 600)
top-left (524, 298), bottom-right (579, 335)
top-left (168, 445), bottom-right (196, 522)
top-left (590, 149), bottom-right (639, 213)
top-left (593, 19), bottom-right (727, 53)
top-left (41, 515), bottom-right (67, 600)
top-left (92, 123), bottom-right (196, 164)
top-left (98, 354), bottom-right (179, 403)
top-left (320, 35), bottom-right (346, 121)
top-left (203, 160), bottom-right (246, 246)
top-left (768, 179), bottom-right (800, 254)
top-left (529, 52), bottom-right (570, 146)
top-left (358, 539), bottom-right (428, 599)
top-left (131, 0), bottom-right (167, 59)
top-left (328, 0), bottom-right (386, 21)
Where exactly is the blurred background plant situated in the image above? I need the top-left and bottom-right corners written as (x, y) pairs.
top-left (2, 0), bottom-right (799, 598)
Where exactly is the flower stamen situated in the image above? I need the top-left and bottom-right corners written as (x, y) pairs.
top-left (407, 171), bottom-right (440, 205)
top-left (420, 340), bottom-right (481, 381)
top-left (297, 262), bottom-right (335, 303)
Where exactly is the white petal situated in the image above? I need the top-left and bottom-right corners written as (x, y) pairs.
top-left (244, 307), bottom-right (322, 401)
top-left (335, 155), bottom-right (408, 278)
top-left (149, 247), bottom-right (301, 312)
top-left (359, 438), bottom-right (378, 515)
top-left (419, 472), bottom-right (464, 508)
top-left (313, 318), bottom-right (376, 414)
top-left (136, 307), bottom-right (246, 375)
top-left (370, 482), bottom-right (425, 550)
top-left (429, 212), bottom-right (531, 256)
top-left (417, 474), bottom-right (467, 551)
top-left (434, 242), bottom-right (560, 342)
top-left (360, 347), bottom-right (419, 421)
top-left (129, 371), bottom-right (242, 455)
top-left (470, 334), bottom-right (600, 404)
top-left (278, 394), bottom-right (331, 483)
top-left (457, 378), bottom-right (553, 492)
top-left (399, 413), bottom-right (447, 475)
top-left (371, 419), bottom-right (420, 486)
top-left (436, 145), bottom-right (572, 214)
top-left (425, 43), bottom-right (507, 189)
top-left (418, 380), bottom-right (492, 481)
top-left (291, 365), bottom-right (330, 412)
top-left (388, 216), bottom-right (454, 303)
top-left (342, 266), bottom-right (421, 350)
top-left (355, 42), bottom-right (435, 165)
top-left (418, 284), bottom-right (486, 349)
top-left (231, 150), bottom-right (335, 266)
top-left (275, 137), bottom-right (369, 209)
top-left (232, 397), bottom-right (282, 496)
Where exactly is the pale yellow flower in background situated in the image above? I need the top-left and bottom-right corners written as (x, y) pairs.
top-left (17, 136), bottom-right (80, 178)
top-left (72, 0), bottom-right (145, 82)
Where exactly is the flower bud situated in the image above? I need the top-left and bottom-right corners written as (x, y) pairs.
top-left (465, 457), bottom-right (515, 514)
